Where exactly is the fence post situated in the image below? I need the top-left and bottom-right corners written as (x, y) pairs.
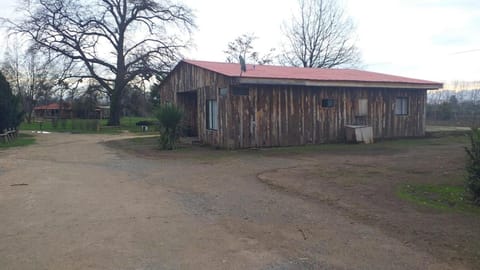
top-left (3, 129), bottom-right (10, 143)
top-left (8, 128), bottom-right (14, 141)
top-left (1, 130), bottom-right (5, 144)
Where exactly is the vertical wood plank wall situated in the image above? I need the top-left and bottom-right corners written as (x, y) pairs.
top-left (159, 63), bottom-right (232, 147)
top-left (232, 85), bottom-right (427, 148)
top-left (160, 63), bottom-right (427, 149)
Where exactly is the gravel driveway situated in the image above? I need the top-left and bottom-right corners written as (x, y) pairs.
top-left (0, 133), bottom-right (468, 270)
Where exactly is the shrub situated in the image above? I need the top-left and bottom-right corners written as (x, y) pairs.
top-left (465, 128), bottom-right (480, 205)
top-left (61, 119), bottom-right (68, 129)
top-left (155, 104), bottom-right (183, 150)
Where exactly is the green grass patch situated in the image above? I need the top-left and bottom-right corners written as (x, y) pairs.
top-left (20, 119), bottom-right (112, 134)
top-left (0, 134), bottom-right (36, 149)
top-left (20, 117), bottom-right (158, 134)
top-left (397, 184), bottom-right (480, 214)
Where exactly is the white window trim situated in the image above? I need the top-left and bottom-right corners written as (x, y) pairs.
top-left (207, 99), bottom-right (218, 130)
top-left (357, 98), bottom-right (368, 116)
top-left (395, 97), bottom-right (409, 116)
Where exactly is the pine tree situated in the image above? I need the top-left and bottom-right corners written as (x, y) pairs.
top-left (0, 72), bottom-right (23, 132)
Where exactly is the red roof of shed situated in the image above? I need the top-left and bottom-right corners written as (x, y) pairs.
top-left (34, 103), bottom-right (71, 111)
top-left (182, 59), bottom-right (442, 88)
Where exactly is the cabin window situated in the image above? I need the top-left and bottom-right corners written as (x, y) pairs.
top-left (232, 87), bottom-right (249, 96)
top-left (395, 97), bottom-right (409, 115)
top-left (357, 99), bottom-right (368, 116)
top-left (219, 87), bottom-right (228, 97)
top-left (321, 99), bottom-right (335, 108)
top-left (206, 99), bottom-right (218, 130)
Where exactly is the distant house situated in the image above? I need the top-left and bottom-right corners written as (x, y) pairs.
top-left (159, 59), bottom-right (442, 149)
top-left (96, 106), bottom-right (110, 120)
top-left (34, 103), bottom-right (110, 119)
top-left (34, 103), bottom-right (72, 119)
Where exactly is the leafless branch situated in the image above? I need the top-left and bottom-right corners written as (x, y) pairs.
top-left (224, 33), bottom-right (275, 65)
top-left (7, 0), bottom-right (195, 125)
top-left (281, 0), bottom-right (360, 68)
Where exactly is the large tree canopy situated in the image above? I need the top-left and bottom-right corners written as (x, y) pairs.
top-left (10, 0), bottom-right (194, 125)
top-left (281, 0), bottom-right (360, 68)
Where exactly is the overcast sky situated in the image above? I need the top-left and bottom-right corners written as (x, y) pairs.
top-left (1, 0), bottom-right (479, 82)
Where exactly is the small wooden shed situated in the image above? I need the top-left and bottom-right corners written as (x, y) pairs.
top-left (159, 60), bottom-right (442, 149)
top-left (34, 103), bottom-right (72, 119)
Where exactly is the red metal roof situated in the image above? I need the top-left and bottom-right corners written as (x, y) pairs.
top-left (182, 59), bottom-right (442, 88)
top-left (34, 103), bottom-right (71, 110)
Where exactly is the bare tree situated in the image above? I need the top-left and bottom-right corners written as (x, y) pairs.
top-left (2, 39), bottom-right (23, 96)
top-left (224, 33), bottom-right (275, 65)
top-left (8, 0), bottom-right (194, 125)
top-left (2, 41), bottom-right (59, 123)
top-left (281, 0), bottom-right (360, 68)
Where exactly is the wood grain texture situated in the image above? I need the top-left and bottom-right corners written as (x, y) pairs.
top-left (159, 62), bottom-right (427, 149)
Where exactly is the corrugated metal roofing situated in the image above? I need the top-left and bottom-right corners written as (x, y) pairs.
top-left (182, 59), bottom-right (442, 87)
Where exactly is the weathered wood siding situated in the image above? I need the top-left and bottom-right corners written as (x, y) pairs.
top-left (226, 85), bottom-right (426, 148)
top-left (160, 62), bottom-right (427, 149)
top-left (159, 62), bottom-right (232, 146)
top-left (176, 92), bottom-right (197, 136)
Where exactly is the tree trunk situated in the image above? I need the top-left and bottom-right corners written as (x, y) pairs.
top-left (25, 99), bottom-right (34, 124)
top-left (107, 87), bottom-right (122, 126)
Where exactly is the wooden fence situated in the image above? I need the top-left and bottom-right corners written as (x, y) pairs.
top-left (0, 128), bottom-right (18, 144)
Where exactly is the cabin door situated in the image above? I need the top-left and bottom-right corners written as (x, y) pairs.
top-left (177, 91), bottom-right (198, 137)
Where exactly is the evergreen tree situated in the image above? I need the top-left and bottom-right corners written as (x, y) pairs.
top-left (0, 72), bottom-right (23, 132)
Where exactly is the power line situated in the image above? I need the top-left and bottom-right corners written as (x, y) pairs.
top-left (451, 49), bottom-right (480, 55)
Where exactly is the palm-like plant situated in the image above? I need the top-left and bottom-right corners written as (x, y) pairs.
top-left (155, 104), bottom-right (183, 150)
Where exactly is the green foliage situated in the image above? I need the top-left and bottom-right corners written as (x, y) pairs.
top-left (438, 102), bottom-right (454, 120)
top-left (397, 184), bottom-right (480, 214)
top-left (465, 128), bottom-right (480, 205)
top-left (0, 134), bottom-right (35, 149)
top-left (427, 102), bottom-right (454, 121)
top-left (0, 72), bottom-right (23, 132)
top-left (155, 104), bottom-right (183, 150)
top-left (72, 95), bottom-right (98, 119)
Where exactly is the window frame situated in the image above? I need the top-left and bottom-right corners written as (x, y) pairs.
top-left (321, 98), bottom-right (336, 108)
top-left (395, 97), bottom-right (409, 116)
top-left (206, 99), bottom-right (218, 130)
top-left (219, 87), bottom-right (228, 97)
top-left (232, 87), bottom-right (249, 96)
top-left (357, 98), bottom-right (368, 116)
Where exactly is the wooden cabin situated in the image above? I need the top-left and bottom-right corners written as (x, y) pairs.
top-left (159, 60), bottom-right (442, 149)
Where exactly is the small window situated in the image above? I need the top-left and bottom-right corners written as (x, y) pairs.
top-left (357, 99), bottom-right (368, 116)
top-left (321, 99), bottom-right (335, 108)
top-left (232, 87), bottom-right (249, 96)
top-left (219, 88), bottom-right (228, 97)
top-left (395, 97), bottom-right (409, 115)
top-left (206, 99), bottom-right (218, 130)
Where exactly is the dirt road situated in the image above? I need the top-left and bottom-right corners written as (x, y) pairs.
top-left (0, 133), bottom-right (471, 269)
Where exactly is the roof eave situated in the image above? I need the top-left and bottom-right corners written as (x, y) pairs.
top-left (235, 77), bottom-right (443, 90)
